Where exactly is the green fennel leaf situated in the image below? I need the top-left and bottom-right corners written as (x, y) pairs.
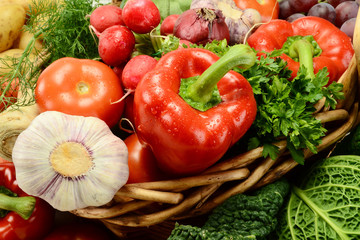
top-left (26, 0), bottom-right (100, 66)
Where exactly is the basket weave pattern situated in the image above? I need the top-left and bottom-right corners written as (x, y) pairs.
top-left (72, 4), bottom-right (360, 239)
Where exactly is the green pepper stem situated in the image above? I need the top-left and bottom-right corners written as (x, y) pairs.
top-left (186, 44), bottom-right (256, 104)
top-left (0, 193), bottom-right (36, 220)
top-left (288, 39), bottom-right (315, 79)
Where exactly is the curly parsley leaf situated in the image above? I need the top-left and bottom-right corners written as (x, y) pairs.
top-left (238, 54), bottom-right (343, 164)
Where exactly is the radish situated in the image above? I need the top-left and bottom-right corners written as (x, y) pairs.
top-left (111, 55), bottom-right (157, 110)
top-left (121, 55), bottom-right (157, 91)
top-left (112, 64), bottom-right (125, 82)
top-left (160, 14), bottom-right (180, 36)
top-left (98, 25), bottom-right (135, 67)
top-left (122, 0), bottom-right (161, 34)
top-left (90, 5), bottom-right (125, 33)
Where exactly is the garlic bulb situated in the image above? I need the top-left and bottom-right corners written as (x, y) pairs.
top-left (12, 111), bottom-right (129, 211)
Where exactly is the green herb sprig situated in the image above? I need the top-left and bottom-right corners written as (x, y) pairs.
top-left (238, 54), bottom-right (344, 164)
top-left (26, 0), bottom-right (101, 65)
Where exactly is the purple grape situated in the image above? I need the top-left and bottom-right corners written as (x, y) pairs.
top-left (286, 13), bottom-right (306, 22)
top-left (308, 3), bottom-right (336, 24)
top-left (288, 0), bottom-right (318, 13)
top-left (335, 1), bottom-right (359, 27)
top-left (328, 0), bottom-right (353, 8)
top-left (340, 17), bottom-right (356, 40)
top-left (279, 0), bottom-right (296, 19)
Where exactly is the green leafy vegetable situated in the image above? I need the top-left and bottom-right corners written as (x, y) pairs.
top-left (275, 155), bottom-right (360, 239)
top-left (238, 55), bottom-right (343, 164)
top-left (168, 179), bottom-right (290, 240)
top-left (120, 0), bottom-right (191, 20)
top-left (168, 224), bottom-right (256, 240)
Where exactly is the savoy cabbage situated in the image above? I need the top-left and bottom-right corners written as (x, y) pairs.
top-left (275, 155), bottom-right (360, 239)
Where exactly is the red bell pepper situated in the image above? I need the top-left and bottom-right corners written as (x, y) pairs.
top-left (234, 0), bottom-right (279, 23)
top-left (247, 16), bottom-right (354, 84)
top-left (0, 161), bottom-right (55, 240)
top-left (133, 44), bottom-right (257, 176)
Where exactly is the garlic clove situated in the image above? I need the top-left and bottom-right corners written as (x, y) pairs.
top-left (12, 111), bottom-right (129, 211)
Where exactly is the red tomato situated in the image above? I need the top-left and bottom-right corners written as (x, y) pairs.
top-left (35, 57), bottom-right (124, 128)
top-left (43, 222), bottom-right (113, 240)
top-left (125, 134), bottom-right (169, 183)
top-left (234, 0), bottom-right (279, 22)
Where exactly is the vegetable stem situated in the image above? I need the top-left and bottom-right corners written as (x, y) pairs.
top-left (185, 44), bottom-right (256, 105)
top-left (0, 193), bottom-right (36, 220)
top-left (288, 39), bottom-right (315, 79)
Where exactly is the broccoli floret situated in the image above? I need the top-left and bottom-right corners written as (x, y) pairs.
top-left (167, 179), bottom-right (290, 240)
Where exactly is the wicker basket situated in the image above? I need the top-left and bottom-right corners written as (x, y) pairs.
top-left (68, 5), bottom-right (360, 239)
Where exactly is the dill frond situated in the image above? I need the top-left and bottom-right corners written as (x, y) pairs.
top-left (1, 0), bottom-right (103, 111)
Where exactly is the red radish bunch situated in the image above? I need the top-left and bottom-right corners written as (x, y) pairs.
top-left (89, 0), bottom-right (161, 67)
top-left (121, 55), bottom-right (158, 91)
top-left (90, 5), bottom-right (125, 33)
top-left (160, 14), bottom-right (180, 36)
top-left (98, 25), bottom-right (135, 67)
top-left (122, 0), bottom-right (161, 34)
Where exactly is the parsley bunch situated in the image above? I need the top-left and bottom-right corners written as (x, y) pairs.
top-left (237, 55), bottom-right (344, 164)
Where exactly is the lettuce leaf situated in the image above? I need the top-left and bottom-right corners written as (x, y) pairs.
top-left (275, 155), bottom-right (360, 239)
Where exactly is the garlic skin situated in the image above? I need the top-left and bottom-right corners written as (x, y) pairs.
top-left (12, 111), bottom-right (129, 211)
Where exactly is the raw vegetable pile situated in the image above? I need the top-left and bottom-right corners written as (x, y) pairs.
top-left (0, 0), bottom-right (359, 239)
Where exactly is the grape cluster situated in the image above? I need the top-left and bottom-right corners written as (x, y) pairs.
top-left (279, 0), bottom-right (359, 40)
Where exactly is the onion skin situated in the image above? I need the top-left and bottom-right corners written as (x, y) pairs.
top-left (173, 8), bottom-right (230, 45)
top-left (190, 0), bottom-right (262, 45)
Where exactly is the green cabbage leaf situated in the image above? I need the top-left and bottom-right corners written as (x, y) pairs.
top-left (275, 155), bottom-right (360, 239)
